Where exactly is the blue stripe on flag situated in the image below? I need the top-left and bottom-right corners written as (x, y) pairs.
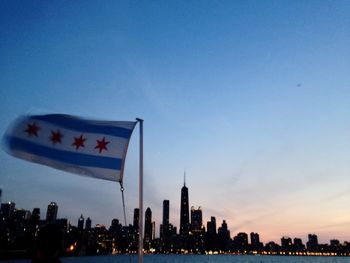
top-left (31, 114), bottom-right (135, 139)
top-left (6, 136), bottom-right (122, 170)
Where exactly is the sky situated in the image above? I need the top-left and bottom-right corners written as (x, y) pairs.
top-left (0, 0), bottom-right (349, 244)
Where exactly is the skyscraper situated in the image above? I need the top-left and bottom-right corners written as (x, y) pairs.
top-left (218, 220), bottom-right (231, 252)
top-left (205, 216), bottom-right (218, 251)
top-left (152, 221), bottom-right (156, 240)
top-left (132, 208), bottom-right (140, 249)
top-left (31, 208), bottom-right (40, 221)
top-left (191, 206), bottom-right (202, 232)
top-left (163, 200), bottom-right (169, 226)
top-left (160, 200), bottom-right (177, 252)
top-left (234, 232), bottom-right (249, 251)
top-left (133, 208), bottom-right (140, 230)
top-left (218, 220), bottom-right (230, 239)
top-left (30, 208), bottom-right (40, 234)
top-left (78, 214), bottom-right (84, 231)
top-left (109, 219), bottom-right (122, 235)
top-left (180, 178), bottom-right (190, 236)
top-left (281, 236), bottom-right (292, 252)
top-left (250, 232), bottom-right (260, 246)
top-left (144, 207), bottom-right (152, 245)
top-left (1, 202), bottom-right (16, 221)
top-left (46, 202), bottom-right (58, 223)
top-left (250, 232), bottom-right (263, 251)
top-left (293, 238), bottom-right (305, 251)
top-left (85, 217), bottom-right (92, 230)
top-left (190, 206), bottom-right (205, 252)
top-left (160, 200), bottom-right (170, 240)
top-left (207, 216), bottom-right (217, 235)
top-left (307, 234), bottom-right (319, 252)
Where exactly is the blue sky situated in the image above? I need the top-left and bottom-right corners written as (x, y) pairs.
top-left (1, 0), bottom-right (349, 243)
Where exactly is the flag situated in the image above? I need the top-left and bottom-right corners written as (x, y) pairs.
top-left (3, 114), bottom-right (137, 182)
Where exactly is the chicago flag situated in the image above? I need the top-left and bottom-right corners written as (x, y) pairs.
top-left (3, 114), bottom-right (136, 182)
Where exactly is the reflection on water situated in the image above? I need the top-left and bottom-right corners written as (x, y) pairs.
top-left (6, 255), bottom-right (350, 263)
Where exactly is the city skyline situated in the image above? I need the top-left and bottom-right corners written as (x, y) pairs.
top-left (1, 1), bottom-right (349, 245)
top-left (1, 181), bottom-right (349, 247)
top-left (3, 193), bottom-right (350, 257)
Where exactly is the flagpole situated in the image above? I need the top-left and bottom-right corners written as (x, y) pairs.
top-left (136, 118), bottom-right (144, 263)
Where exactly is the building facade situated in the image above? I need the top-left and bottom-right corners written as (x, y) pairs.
top-left (46, 202), bottom-right (58, 223)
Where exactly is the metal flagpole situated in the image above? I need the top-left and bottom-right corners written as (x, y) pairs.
top-left (136, 118), bottom-right (144, 263)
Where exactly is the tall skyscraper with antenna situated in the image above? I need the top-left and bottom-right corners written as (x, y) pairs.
top-left (180, 172), bottom-right (190, 238)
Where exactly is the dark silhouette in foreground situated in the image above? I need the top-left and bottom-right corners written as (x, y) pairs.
top-left (32, 224), bottom-right (63, 263)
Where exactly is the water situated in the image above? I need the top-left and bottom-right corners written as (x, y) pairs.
top-left (5, 255), bottom-right (350, 263)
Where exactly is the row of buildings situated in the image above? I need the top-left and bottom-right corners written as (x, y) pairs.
top-left (1, 184), bottom-right (350, 257)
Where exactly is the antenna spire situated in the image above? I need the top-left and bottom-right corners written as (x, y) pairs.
top-left (184, 170), bottom-right (186, 186)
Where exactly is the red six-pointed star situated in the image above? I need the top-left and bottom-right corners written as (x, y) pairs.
top-left (72, 134), bottom-right (86, 150)
top-left (50, 130), bottom-right (63, 144)
top-left (95, 137), bottom-right (110, 153)
top-left (25, 122), bottom-right (40, 137)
